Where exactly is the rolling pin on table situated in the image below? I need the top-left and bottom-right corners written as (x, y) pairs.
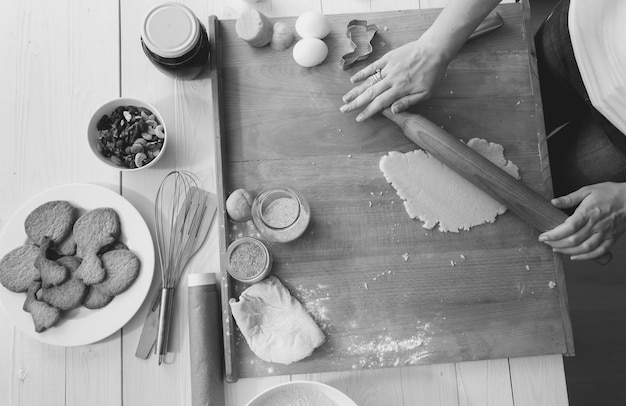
top-left (383, 110), bottom-right (612, 265)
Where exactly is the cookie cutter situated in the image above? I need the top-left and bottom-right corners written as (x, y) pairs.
top-left (340, 19), bottom-right (379, 70)
top-left (339, 12), bottom-right (503, 70)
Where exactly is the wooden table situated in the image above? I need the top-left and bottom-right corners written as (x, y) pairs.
top-left (0, 0), bottom-right (570, 405)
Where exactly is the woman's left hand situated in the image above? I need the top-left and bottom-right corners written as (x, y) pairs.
top-left (339, 38), bottom-right (451, 122)
top-left (539, 182), bottom-right (626, 260)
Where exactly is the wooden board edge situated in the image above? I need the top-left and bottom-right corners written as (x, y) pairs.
top-left (521, 0), bottom-right (575, 356)
top-left (208, 15), bottom-right (238, 383)
top-left (552, 253), bottom-right (575, 356)
top-left (215, 3), bottom-right (575, 377)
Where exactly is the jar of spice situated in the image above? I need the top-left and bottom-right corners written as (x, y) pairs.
top-left (141, 2), bottom-right (210, 79)
top-left (226, 237), bottom-right (272, 284)
top-left (251, 186), bottom-right (311, 243)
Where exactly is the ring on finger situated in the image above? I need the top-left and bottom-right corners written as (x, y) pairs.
top-left (372, 68), bottom-right (383, 83)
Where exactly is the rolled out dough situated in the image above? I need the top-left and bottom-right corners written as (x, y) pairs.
top-left (379, 138), bottom-right (520, 232)
top-left (229, 275), bottom-right (325, 365)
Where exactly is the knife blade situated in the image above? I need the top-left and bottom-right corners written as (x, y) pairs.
top-left (135, 288), bottom-right (162, 359)
top-left (467, 11), bottom-right (504, 42)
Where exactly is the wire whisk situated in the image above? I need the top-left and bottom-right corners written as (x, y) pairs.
top-left (154, 170), bottom-right (216, 365)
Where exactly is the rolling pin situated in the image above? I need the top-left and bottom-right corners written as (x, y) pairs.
top-left (383, 110), bottom-right (612, 265)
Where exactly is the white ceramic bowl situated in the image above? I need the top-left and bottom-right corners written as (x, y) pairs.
top-left (87, 97), bottom-right (167, 171)
top-left (245, 381), bottom-right (357, 406)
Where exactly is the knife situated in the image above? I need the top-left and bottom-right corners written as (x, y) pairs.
top-left (135, 287), bottom-right (162, 359)
top-left (467, 11), bottom-right (504, 42)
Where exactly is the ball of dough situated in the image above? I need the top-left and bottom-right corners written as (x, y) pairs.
top-left (235, 9), bottom-right (273, 47)
top-left (295, 11), bottom-right (330, 39)
top-left (270, 22), bottom-right (294, 51)
top-left (226, 189), bottom-right (254, 222)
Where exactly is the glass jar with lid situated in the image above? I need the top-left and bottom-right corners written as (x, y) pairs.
top-left (141, 2), bottom-right (209, 79)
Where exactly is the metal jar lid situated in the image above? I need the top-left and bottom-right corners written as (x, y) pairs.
top-left (141, 3), bottom-right (200, 59)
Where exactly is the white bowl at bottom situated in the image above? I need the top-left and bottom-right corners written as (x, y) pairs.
top-left (245, 381), bottom-right (357, 406)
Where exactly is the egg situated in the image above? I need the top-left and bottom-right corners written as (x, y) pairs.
top-left (292, 38), bottom-right (328, 67)
top-left (295, 11), bottom-right (331, 39)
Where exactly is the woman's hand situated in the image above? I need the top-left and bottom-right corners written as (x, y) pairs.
top-left (539, 182), bottom-right (626, 260)
top-left (339, 38), bottom-right (451, 122)
top-left (338, 0), bottom-right (502, 122)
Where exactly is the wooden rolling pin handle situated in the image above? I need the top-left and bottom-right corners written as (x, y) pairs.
top-left (383, 110), bottom-right (612, 265)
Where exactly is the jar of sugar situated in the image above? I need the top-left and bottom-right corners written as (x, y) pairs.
top-left (251, 186), bottom-right (311, 243)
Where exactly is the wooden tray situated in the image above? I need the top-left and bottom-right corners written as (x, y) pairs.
top-left (209, 2), bottom-right (574, 382)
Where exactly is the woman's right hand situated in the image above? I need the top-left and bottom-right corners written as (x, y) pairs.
top-left (539, 182), bottom-right (626, 261)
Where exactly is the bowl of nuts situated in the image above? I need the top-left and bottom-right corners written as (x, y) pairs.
top-left (88, 97), bottom-right (167, 171)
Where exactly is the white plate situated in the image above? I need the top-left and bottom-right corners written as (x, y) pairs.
top-left (0, 183), bottom-right (155, 346)
top-left (569, 1), bottom-right (626, 134)
top-left (246, 381), bottom-right (357, 406)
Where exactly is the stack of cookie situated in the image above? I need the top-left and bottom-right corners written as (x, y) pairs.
top-left (0, 200), bottom-right (140, 332)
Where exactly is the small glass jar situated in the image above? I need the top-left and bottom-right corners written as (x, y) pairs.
top-left (251, 186), bottom-right (311, 243)
top-left (226, 237), bottom-right (272, 284)
top-left (141, 3), bottom-right (210, 79)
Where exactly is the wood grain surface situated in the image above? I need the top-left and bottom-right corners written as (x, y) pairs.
top-left (216, 3), bottom-right (574, 380)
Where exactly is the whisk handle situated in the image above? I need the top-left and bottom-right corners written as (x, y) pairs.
top-left (156, 287), bottom-right (175, 365)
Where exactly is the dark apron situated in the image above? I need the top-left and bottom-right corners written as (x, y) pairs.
top-left (534, 0), bottom-right (626, 154)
